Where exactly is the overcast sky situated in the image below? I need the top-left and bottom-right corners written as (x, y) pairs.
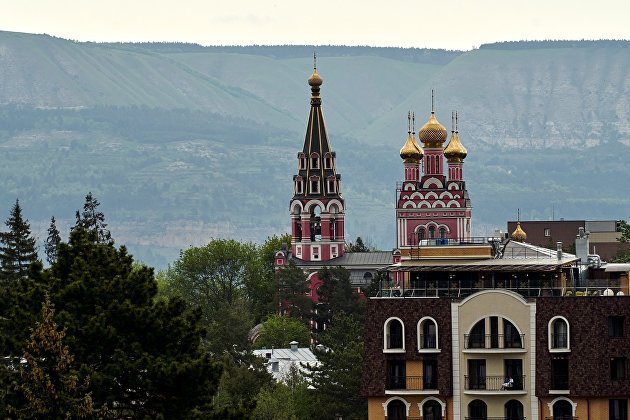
top-left (2, 0), bottom-right (630, 50)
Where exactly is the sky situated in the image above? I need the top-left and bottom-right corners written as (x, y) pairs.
top-left (2, 0), bottom-right (630, 51)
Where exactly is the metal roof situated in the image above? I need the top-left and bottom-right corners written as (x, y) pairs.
top-left (291, 251), bottom-right (392, 269)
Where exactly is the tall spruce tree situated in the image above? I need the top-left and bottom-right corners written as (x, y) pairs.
top-left (74, 192), bottom-right (112, 244)
top-left (44, 216), bottom-right (61, 266)
top-left (0, 199), bottom-right (38, 283)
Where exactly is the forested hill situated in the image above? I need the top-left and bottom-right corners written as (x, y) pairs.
top-left (0, 31), bottom-right (628, 268)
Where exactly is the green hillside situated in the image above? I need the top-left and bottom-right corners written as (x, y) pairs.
top-left (0, 31), bottom-right (628, 268)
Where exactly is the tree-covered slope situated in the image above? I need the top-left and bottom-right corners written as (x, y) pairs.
top-left (0, 31), bottom-right (628, 268)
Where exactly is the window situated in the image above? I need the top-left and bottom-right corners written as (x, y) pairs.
top-left (423, 400), bottom-right (442, 420)
top-left (423, 360), bottom-right (438, 389)
top-left (611, 357), bottom-right (626, 380)
top-left (429, 226), bottom-right (436, 239)
top-left (387, 398), bottom-right (407, 420)
top-left (505, 400), bottom-right (524, 420)
top-left (324, 153), bottom-right (333, 169)
top-left (609, 316), bottom-right (625, 338)
top-left (544, 228), bottom-right (551, 237)
top-left (553, 400), bottom-right (573, 420)
top-left (311, 245), bottom-right (320, 261)
top-left (551, 359), bottom-right (569, 389)
top-left (384, 318), bottom-right (405, 352)
top-left (504, 359), bottom-right (523, 390)
top-left (439, 227), bottom-right (446, 239)
top-left (327, 177), bottom-right (336, 193)
top-left (309, 177), bottom-right (320, 194)
top-left (468, 399), bottom-right (487, 420)
top-left (310, 153), bottom-right (319, 169)
top-left (468, 319), bottom-right (486, 349)
top-left (418, 228), bottom-right (425, 241)
top-left (295, 178), bottom-right (303, 194)
top-left (298, 153), bottom-right (306, 170)
top-left (418, 317), bottom-right (439, 350)
top-left (610, 399), bottom-right (628, 420)
top-left (387, 361), bottom-right (406, 390)
top-left (504, 319), bottom-right (523, 348)
top-left (549, 316), bottom-right (570, 351)
top-left (468, 359), bottom-right (486, 390)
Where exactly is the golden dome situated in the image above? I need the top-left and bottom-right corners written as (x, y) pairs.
top-left (444, 131), bottom-right (467, 162)
top-left (419, 112), bottom-right (448, 147)
top-left (308, 68), bottom-right (323, 87)
top-left (400, 131), bottom-right (423, 163)
top-left (511, 222), bottom-right (527, 242)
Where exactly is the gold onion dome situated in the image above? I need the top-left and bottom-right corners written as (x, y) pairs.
top-left (400, 131), bottom-right (423, 163)
top-left (308, 68), bottom-right (323, 87)
top-left (419, 112), bottom-right (448, 147)
top-left (511, 222), bottom-right (527, 242)
top-left (444, 131), bottom-right (467, 161)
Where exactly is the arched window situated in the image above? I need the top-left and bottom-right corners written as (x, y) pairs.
top-left (549, 316), bottom-right (570, 351)
top-left (418, 317), bottom-right (439, 350)
top-left (418, 228), bottom-right (426, 242)
top-left (310, 205), bottom-right (322, 242)
top-left (439, 227), bottom-right (446, 239)
top-left (552, 399), bottom-right (573, 420)
top-left (469, 399), bottom-right (487, 420)
top-left (468, 319), bottom-right (486, 349)
top-left (387, 399), bottom-right (407, 420)
top-left (384, 317), bottom-right (405, 352)
top-left (429, 226), bottom-right (436, 239)
top-left (504, 319), bottom-right (523, 348)
top-left (505, 400), bottom-right (524, 420)
top-left (422, 400), bottom-right (443, 420)
top-left (298, 153), bottom-right (306, 170)
top-left (310, 153), bottom-right (320, 169)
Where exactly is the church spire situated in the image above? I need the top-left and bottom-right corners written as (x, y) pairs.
top-left (290, 62), bottom-right (345, 262)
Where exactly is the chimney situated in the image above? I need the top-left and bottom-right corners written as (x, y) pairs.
top-left (290, 341), bottom-right (298, 352)
top-left (557, 242), bottom-right (563, 260)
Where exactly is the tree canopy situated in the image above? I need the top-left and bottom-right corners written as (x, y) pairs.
top-left (0, 199), bottom-right (38, 283)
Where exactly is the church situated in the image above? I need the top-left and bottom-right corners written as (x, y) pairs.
top-left (275, 64), bottom-right (630, 420)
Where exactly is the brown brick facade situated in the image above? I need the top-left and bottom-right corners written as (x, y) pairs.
top-left (536, 296), bottom-right (630, 397)
top-left (362, 298), bottom-right (453, 396)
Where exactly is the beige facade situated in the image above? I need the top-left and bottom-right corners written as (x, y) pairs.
top-left (454, 290), bottom-right (536, 420)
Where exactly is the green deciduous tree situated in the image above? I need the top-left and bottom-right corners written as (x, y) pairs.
top-left (252, 364), bottom-right (312, 420)
top-left (73, 192), bottom-right (112, 244)
top-left (11, 295), bottom-right (98, 419)
top-left (254, 314), bottom-right (310, 350)
top-left (44, 216), bottom-right (61, 266)
top-left (159, 239), bottom-right (265, 355)
top-left (0, 199), bottom-right (38, 284)
top-left (618, 220), bottom-right (630, 243)
top-left (306, 312), bottom-right (366, 420)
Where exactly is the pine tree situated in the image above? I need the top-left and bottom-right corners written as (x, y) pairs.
top-left (73, 192), bottom-right (112, 244)
top-left (0, 199), bottom-right (38, 283)
top-left (11, 295), bottom-right (97, 419)
top-left (44, 216), bottom-right (61, 266)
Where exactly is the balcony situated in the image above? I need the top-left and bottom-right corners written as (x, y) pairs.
top-left (550, 374), bottom-right (569, 392)
top-left (464, 375), bottom-right (526, 393)
top-left (386, 375), bottom-right (439, 394)
top-left (464, 334), bottom-right (525, 351)
top-left (465, 418), bottom-right (526, 420)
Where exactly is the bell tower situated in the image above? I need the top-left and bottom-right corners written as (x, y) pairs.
top-left (290, 59), bottom-right (345, 262)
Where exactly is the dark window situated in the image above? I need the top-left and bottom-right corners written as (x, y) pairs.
top-left (504, 359), bottom-right (523, 390)
top-left (439, 228), bottom-right (446, 239)
top-left (552, 319), bottom-right (568, 348)
top-left (553, 400), bottom-right (573, 420)
top-left (468, 359), bottom-right (486, 390)
top-left (490, 316), bottom-right (499, 348)
top-left (468, 399), bottom-right (487, 420)
top-left (552, 359), bottom-right (569, 389)
top-left (504, 319), bottom-right (523, 348)
top-left (429, 226), bottom-right (436, 239)
top-left (387, 360), bottom-right (406, 390)
top-left (423, 359), bottom-right (438, 389)
top-left (421, 320), bottom-right (437, 349)
top-left (505, 399), bottom-right (524, 420)
top-left (611, 357), bottom-right (626, 380)
top-left (418, 229), bottom-right (425, 241)
top-left (610, 399), bottom-right (628, 420)
top-left (388, 319), bottom-right (403, 349)
top-left (609, 316), bottom-right (625, 338)
top-left (468, 320), bottom-right (486, 348)
top-left (423, 400), bottom-right (442, 420)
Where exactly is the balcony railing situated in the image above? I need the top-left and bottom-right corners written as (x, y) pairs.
top-left (387, 375), bottom-right (438, 391)
top-left (418, 334), bottom-right (438, 349)
top-left (464, 334), bottom-right (525, 350)
top-left (465, 417), bottom-right (526, 420)
top-left (464, 375), bottom-right (526, 391)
